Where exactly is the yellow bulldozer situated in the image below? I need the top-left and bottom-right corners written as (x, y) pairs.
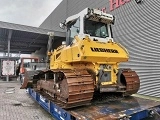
top-left (21, 8), bottom-right (140, 108)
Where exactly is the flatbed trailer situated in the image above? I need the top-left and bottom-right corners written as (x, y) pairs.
top-left (28, 88), bottom-right (160, 120)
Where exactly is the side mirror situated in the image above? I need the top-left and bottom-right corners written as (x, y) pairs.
top-left (59, 22), bottom-right (66, 29)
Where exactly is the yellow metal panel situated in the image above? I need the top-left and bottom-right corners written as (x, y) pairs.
top-left (80, 39), bottom-right (128, 63)
top-left (66, 48), bottom-right (72, 62)
top-left (72, 46), bottom-right (81, 61)
top-left (61, 49), bottom-right (67, 61)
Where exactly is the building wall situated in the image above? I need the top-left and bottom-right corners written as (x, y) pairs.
top-left (39, 0), bottom-right (67, 32)
top-left (40, 0), bottom-right (160, 97)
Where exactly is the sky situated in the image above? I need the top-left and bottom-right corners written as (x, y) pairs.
top-left (0, 0), bottom-right (62, 27)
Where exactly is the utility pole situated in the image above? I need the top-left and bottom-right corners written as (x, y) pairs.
top-left (6, 29), bottom-right (12, 82)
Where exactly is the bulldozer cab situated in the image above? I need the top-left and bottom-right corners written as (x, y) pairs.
top-left (60, 8), bottom-right (115, 45)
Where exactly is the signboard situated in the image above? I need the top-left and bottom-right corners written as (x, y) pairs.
top-left (110, 0), bottom-right (131, 11)
top-left (99, 0), bottom-right (131, 12)
top-left (2, 60), bottom-right (15, 75)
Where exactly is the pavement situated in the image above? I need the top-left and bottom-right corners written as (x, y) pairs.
top-left (0, 80), bottom-right (55, 120)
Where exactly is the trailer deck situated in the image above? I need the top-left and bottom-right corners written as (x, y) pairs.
top-left (70, 97), bottom-right (160, 120)
top-left (28, 88), bottom-right (160, 120)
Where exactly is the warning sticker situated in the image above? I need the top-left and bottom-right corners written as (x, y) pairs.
top-left (2, 60), bottom-right (15, 75)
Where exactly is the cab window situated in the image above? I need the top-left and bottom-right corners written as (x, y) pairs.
top-left (67, 18), bottom-right (80, 45)
top-left (84, 19), bottom-right (109, 38)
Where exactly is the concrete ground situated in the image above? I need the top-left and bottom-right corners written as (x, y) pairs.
top-left (0, 80), bottom-right (55, 120)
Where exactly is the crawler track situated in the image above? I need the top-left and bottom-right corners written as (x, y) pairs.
top-left (121, 69), bottom-right (140, 96)
top-left (36, 69), bottom-right (94, 109)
